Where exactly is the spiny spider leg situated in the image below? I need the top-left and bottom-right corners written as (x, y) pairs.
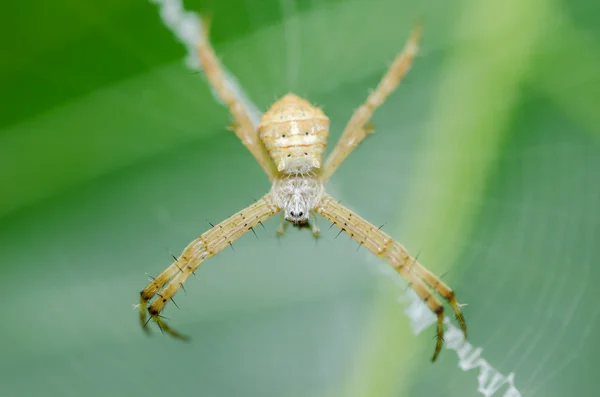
top-left (410, 260), bottom-right (467, 338)
top-left (140, 195), bottom-right (280, 338)
top-left (314, 194), bottom-right (467, 361)
top-left (197, 17), bottom-right (277, 180)
top-left (322, 22), bottom-right (422, 182)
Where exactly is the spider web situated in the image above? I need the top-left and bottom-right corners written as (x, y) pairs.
top-left (149, 1), bottom-right (600, 397)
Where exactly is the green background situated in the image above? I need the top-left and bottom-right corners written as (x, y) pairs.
top-left (1, 0), bottom-right (599, 396)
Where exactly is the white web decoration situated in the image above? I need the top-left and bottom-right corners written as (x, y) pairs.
top-left (376, 256), bottom-right (522, 397)
top-left (150, 0), bottom-right (262, 126)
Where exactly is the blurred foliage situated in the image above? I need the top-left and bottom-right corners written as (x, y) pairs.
top-left (1, 0), bottom-right (599, 396)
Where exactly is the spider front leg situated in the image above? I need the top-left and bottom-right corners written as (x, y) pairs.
top-left (321, 22), bottom-right (422, 182)
top-left (197, 17), bottom-right (277, 180)
top-left (315, 194), bottom-right (466, 361)
top-left (139, 194), bottom-right (280, 338)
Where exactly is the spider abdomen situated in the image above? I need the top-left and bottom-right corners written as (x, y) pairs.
top-left (258, 93), bottom-right (329, 174)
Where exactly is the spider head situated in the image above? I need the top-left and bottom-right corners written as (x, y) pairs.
top-left (271, 174), bottom-right (323, 225)
top-left (284, 196), bottom-right (310, 224)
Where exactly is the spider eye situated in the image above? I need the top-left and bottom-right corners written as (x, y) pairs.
top-left (298, 211), bottom-right (303, 217)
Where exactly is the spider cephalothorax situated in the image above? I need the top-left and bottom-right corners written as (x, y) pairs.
top-left (138, 19), bottom-right (467, 362)
top-left (270, 173), bottom-right (324, 224)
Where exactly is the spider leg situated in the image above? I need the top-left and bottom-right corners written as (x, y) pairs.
top-left (197, 17), bottom-right (277, 180)
top-left (395, 263), bottom-right (446, 361)
top-left (321, 22), bottom-right (422, 182)
top-left (139, 253), bottom-right (191, 336)
top-left (409, 261), bottom-right (467, 338)
top-left (310, 211), bottom-right (320, 238)
top-left (139, 194), bottom-right (280, 338)
top-left (315, 193), bottom-right (466, 361)
top-left (276, 212), bottom-right (287, 237)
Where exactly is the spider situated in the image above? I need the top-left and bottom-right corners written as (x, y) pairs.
top-left (138, 18), bottom-right (467, 362)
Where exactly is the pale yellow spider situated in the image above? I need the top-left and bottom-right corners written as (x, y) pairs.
top-left (139, 19), bottom-right (467, 361)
